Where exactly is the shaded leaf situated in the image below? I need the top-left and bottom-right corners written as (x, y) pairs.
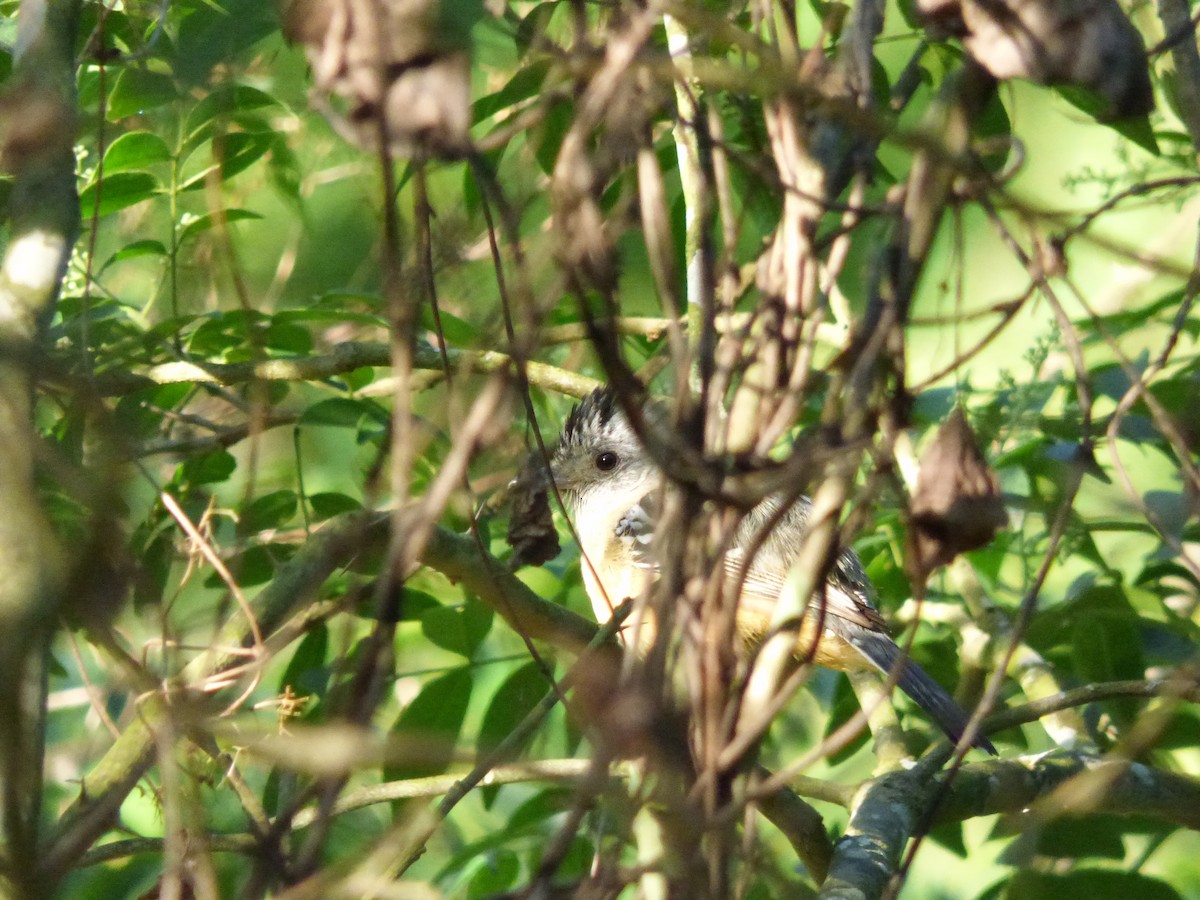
top-left (1000, 869), bottom-right (1181, 900)
top-left (179, 208), bottom-right (263, 244)
top-left (101, 239), bottom-right (168, 271)
top-left (308, 492), bottom-right (362, 522)
top-left (241, 490), bottom-right (298, 533)
top-left (421, 597), bottom-right (494, 659)
top-left (466, 849), bottom-right (519, 899)
top-left (389, 667), bottom-right (473, 780)
top-left (179, 449), bottom-right (236, 485)
top-left (107, 68), bottom-right (177, 120)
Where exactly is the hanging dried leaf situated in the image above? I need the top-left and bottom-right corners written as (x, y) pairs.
top-left (907, 407), bottom-right (1008, 582)
top-left (916, 0), bottom-right (1153, 118)
top-left (505, 451), bottom-right (560, 570)
top-left (281, 0), bottom-right (472, 157)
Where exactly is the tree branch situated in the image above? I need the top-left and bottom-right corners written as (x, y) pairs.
top-left (0, 0), bottom-right (80, 894)
top-left (85, 342), bottom-right (601, 399)
top-left (40, 512), bottom-right (603, 884)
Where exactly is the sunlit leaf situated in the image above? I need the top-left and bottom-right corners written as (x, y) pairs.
top-left (79, 172), bottom-right (159, 217)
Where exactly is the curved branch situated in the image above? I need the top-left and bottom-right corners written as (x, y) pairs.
top-left (983, 678), bottom-right (1200, 735)
top-left (819, 749), bottom-right (1200, 900)
top-left (84, 342), bottom-right (601, 399)
top-left (935, 752), bottom-right (1200, 830)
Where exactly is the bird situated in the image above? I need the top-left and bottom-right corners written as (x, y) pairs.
top-left (549, 387), bottom-right (997, 755)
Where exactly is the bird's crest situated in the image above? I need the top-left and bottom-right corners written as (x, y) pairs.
top-left (561, 388), bottom-right (623, 449)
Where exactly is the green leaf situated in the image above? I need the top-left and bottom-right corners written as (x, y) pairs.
top-left (389, 667), bottom-right (473, 780)
top-left (1001, 869), bottom-right (1182, 900)
top-left (263, 319), bottom-right (313, 355)
top-left (217, 131), bottom-right (277, 182)
top-left (281, 623), bottom-right (330, 699)
top-left (299, 397), bottom-right (385, 428)
top-left (476, 661), bottom-right (549, 808)
top-left (205, 544), bottom-right (275, 588)
top-left (179, 131), bottom-right (276, 191)
top-left (398, 589), bottom-right (442, 621)
top-left (420, 597), bottom-right (494, 659)
top-left (974, 91), bottom-right (1012, 173)
top-left (1024, 817), bottom-right (1126, 860)
top-left (133, 532), bottom-right (172, 610)
top-left (102, 131), bottom-right (172, 172)
top-left (823, 674), bottom-right (870, 764)
top-left (79, 172), bottom-right (159, 218)
top-left (473, 59), bottom-right (550, 122)
top-left (420, 305), bottom-right (478, 346)
top-left (1054, 86), bottom-right (1159, 155)
top-left (174, 0), bottom-right (279, 86)
top-left (357, 587), bottom-right (440, 622)
top-left (107, 68), bottom-right (177, 120)
top-left (101, 239), bottom-right (168, 272)
top-left (275, 303), bottom-right (387, 328)
top-left (268, 138), bottom-right (303, 203)
top-left (342, 366), bottom-right (376, 392)
top-left (476, 662), bottom-right (548, 759)
top-left (308, 492), bottom-right (362, 522)
top-left (179, 450), bottom-right (237, 486)
top-left (509, 786), bottom-right (576, 830)
top-left (532, 97), bottom-right (573, 175)
top-left (185, 84), bottom-right (282, 143)
top-left (465, 849), bottom-right (519, 899)
top-left (178, 208), bottom-right (263, 244)
top-left (240, 490), bottom-right (298, 533)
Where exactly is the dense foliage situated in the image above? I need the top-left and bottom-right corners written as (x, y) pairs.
top-left (0, 0), bottom-right (1197, 897)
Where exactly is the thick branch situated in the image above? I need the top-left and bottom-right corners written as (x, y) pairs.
top-left (935, 752), bottom-right (1200, 830)
top-left (0, 0), bottom-right (80, 894)
top-left (819, 750), bottom-right (1200, 899)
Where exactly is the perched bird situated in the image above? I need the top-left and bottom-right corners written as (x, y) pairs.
top-left (550, 388), bottom-right (996, 755)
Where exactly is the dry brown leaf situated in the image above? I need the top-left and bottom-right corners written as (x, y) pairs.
top-left (907, 406), bottom-right (1008, 582)
top-left (917, 0), bottom-right (1153, 118)
top-left (506, 451), bottom-right (560, 570)
top-left (282, 0), bottom-right (471, 157)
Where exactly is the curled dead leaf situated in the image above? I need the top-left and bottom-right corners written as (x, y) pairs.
top-left (282, 0), bottom-right (472, 157)
top-left (907, 406), bottom-right (1008, 582)
top-left (506, 451), bottom-right (560, 570)
top-left (916, 0), bottom-right (1153, 118)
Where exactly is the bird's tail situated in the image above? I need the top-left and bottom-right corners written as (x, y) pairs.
top-left (849, 630), bottom-right (997, 755)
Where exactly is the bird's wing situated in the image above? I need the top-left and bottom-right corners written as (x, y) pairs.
top-left (613, 492), bottom-right (884, 630)
top-left (610, 492), bottom-right (995, 752)
top-left (730, 495), bottom-right (887, 631)
top-left (613, 492), bottom-right (659, 570)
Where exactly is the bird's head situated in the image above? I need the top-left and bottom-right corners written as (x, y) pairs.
top-left (550, 388), bottom-right (659, 510)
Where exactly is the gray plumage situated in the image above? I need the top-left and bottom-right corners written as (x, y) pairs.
top-left (552, 388), bottom-right (996, 755)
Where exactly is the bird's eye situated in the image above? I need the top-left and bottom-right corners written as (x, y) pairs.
top-left (595, 451), bottom-right (619, 472)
